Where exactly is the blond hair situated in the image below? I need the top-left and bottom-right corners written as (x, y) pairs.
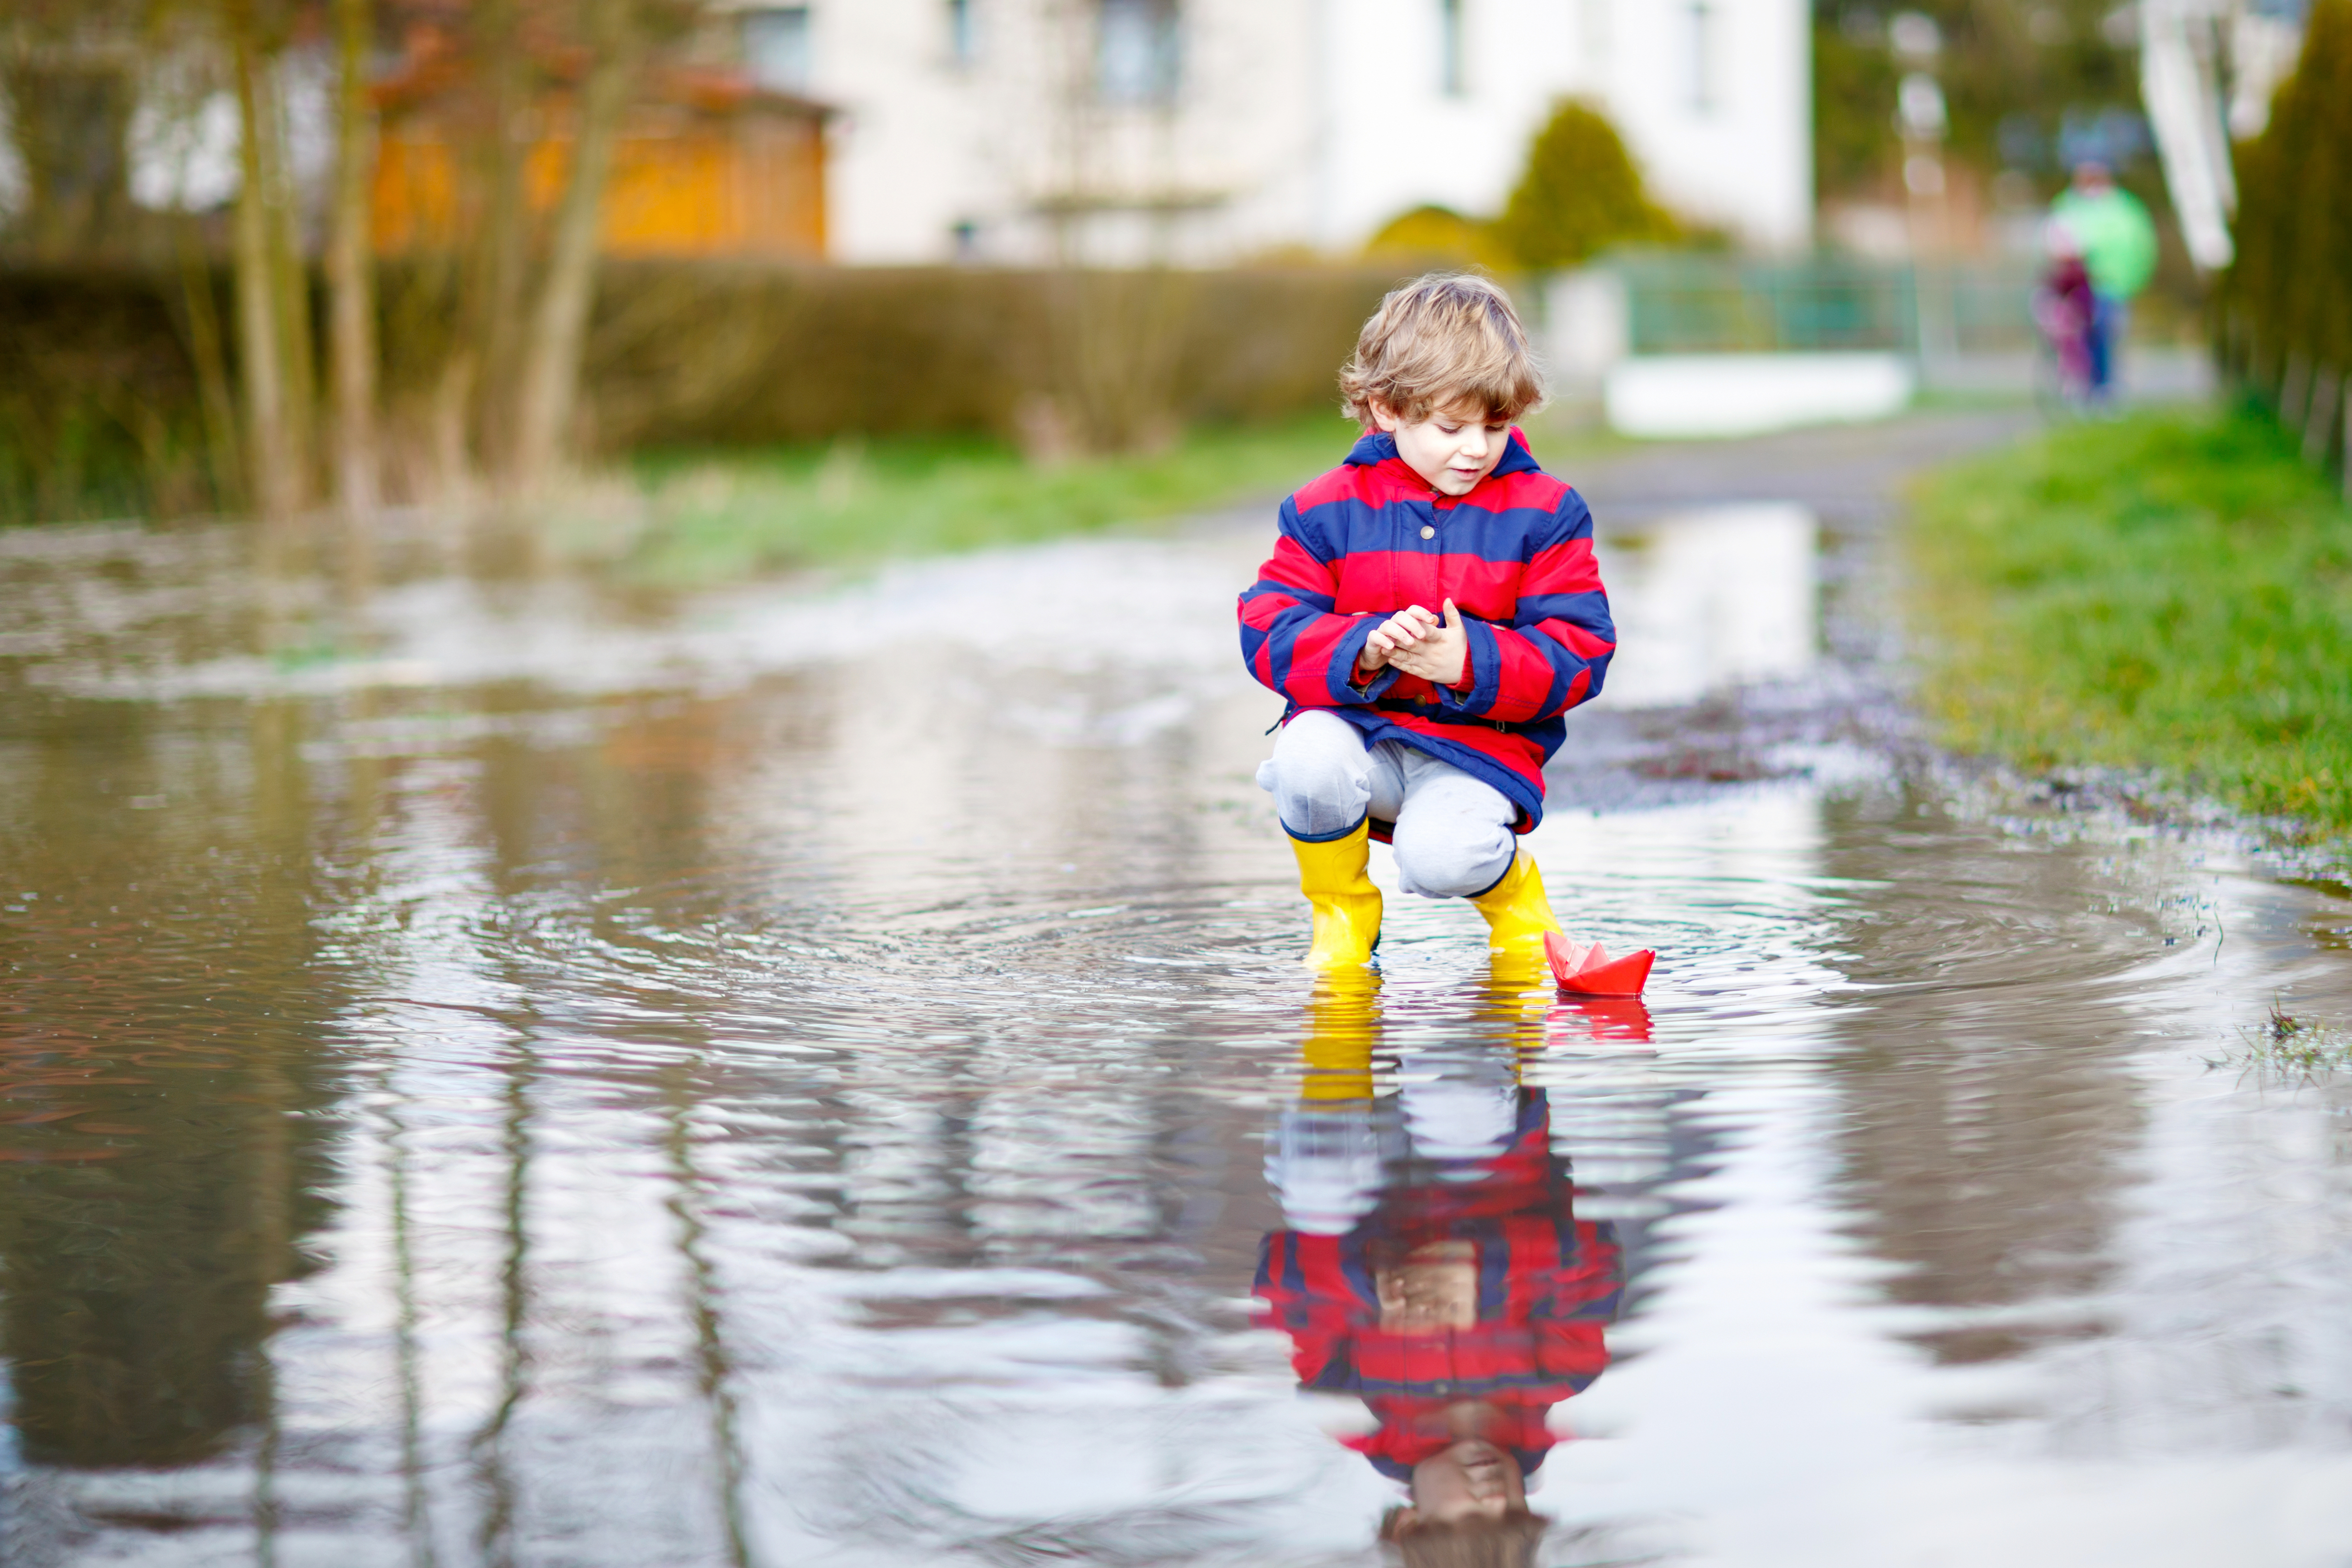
top-left (1378, 1509), bottom-right (1547, 1568)
top-left (1340, 274), bottom-right (1545, 429)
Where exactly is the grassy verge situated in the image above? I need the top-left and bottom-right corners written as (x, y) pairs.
top-left (613, 414), bottom-right (1364, 587)
top-left (1907, 405), bottom-right (2352, 833)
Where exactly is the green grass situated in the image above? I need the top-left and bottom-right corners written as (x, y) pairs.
top-left (1907, 405), bottom-right (2352, 832)
top-left (612, 414), bottom-right (1363, 587)
top-left (2212, 1000), bottom-right (2352, 1078)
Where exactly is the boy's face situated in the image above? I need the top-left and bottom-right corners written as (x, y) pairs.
top-left (1373, 399), bottom-right (1513, 497)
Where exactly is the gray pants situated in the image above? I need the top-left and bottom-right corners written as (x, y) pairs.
top-left (1255, 709), bottom-right (1517, 898)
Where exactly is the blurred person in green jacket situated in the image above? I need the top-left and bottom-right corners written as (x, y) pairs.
top-left (2049, 161), bottom-right (2158, 402)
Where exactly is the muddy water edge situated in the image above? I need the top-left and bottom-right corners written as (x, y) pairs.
top-left (3, 412), bottom-right (2352, 1567)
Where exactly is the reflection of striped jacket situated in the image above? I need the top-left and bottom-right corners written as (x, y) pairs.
top-left (1253, 1094), bottom-right (1622, 1481)
top-left (1236, 430), bottom-right (1616, 829)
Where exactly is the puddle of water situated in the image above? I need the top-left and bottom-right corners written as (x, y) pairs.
top-left (0, 504), bottom-right (2350, 1567)
top-left (1593, 503), bottom-right (1818, 710)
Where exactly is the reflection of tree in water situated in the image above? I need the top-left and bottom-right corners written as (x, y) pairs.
top-left (0, 1042), bottom-right (336, 1469)
top-left (1817, 792), bottom-right (2145, 1364)
top-left (0, 703), bottom-right (346, 1467)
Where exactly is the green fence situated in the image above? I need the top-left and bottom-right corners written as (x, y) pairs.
top-left (1607, 252), bottom-right (2041, 356)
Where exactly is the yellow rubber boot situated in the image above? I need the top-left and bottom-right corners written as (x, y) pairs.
top-left (1470, 850), bottom-right (1562, 955)
top-left (1290, 821), bottom-right (1382, 970)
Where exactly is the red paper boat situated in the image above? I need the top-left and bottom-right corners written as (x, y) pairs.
top-left (1545, 932), bottom-right (1656, 997)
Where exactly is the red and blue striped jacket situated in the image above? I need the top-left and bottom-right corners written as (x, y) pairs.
top-left (1237, 428), bottom-right (1616, 829)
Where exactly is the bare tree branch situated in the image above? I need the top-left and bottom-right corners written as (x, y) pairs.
top-left (326, 0), bottom-right (378, 520)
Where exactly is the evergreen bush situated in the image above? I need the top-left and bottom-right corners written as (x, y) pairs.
top-left (1490, 100), bottom-right (1678, 270)
top-left (2224, 0), bottom-right (2352, 413)
top-left (1362, 206), bottom-right (1513, 271)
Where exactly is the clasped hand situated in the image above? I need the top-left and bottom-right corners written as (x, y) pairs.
top-left (1359, 599), bottom-right (1468, 688)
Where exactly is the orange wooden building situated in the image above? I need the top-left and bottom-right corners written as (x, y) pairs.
top-left (371, 42), bottom-right (829, 261)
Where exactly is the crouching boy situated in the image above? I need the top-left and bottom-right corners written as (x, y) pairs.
top-left (1237, 275), bottom-right (1617, 968)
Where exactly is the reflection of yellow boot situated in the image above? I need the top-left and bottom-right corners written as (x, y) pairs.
top-left (1301, 971), bottom-right (1380, 1101)
top-left (1470, 850), bottom-right (1562, 955)
top-left (1486, 945), bottom-right (1562, 992)
top-left (1276, 973), bottom-right (1383, 1233)
top-left (1484, 943), bottom-right (1555, 1010)
top-left (1291, 821), bottom-right (1382, 970)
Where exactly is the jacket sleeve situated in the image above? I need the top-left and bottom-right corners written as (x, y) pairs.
top-left (1253, 1230), bottom-right (1367, 1388)
top-left (1436, 488), bottom-right (1616, 724)
top-left (1238, 496), bottom-right (1399, 708)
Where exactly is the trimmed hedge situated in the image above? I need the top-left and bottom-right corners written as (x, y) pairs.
top-left (0, 268), bottom-right (232, 524)
top-left (579, 261), bottom-right (1401, 451)
top-left (0, 260), bottom-right (1407, 524)
top-left (2221, 0), bottom-right (2352, 468)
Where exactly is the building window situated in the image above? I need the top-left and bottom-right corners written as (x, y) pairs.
top-left (947, 0), bottom-right (977, 64)
top-left (1439, 0), bottom-right (1466, 96)
top-left (1098, 0), bottom-right (1180, 105)
top-left (1688, 0), bottom-right (1716, 113)
top-left (743, 7), bottom-right (813, 93)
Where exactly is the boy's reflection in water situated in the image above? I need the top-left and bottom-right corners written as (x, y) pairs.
top-left (1256, 968), bottom-right (1627, 1566)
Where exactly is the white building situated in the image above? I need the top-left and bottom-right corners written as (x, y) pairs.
top-left (704, 0), bottom-right (1812, 264)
